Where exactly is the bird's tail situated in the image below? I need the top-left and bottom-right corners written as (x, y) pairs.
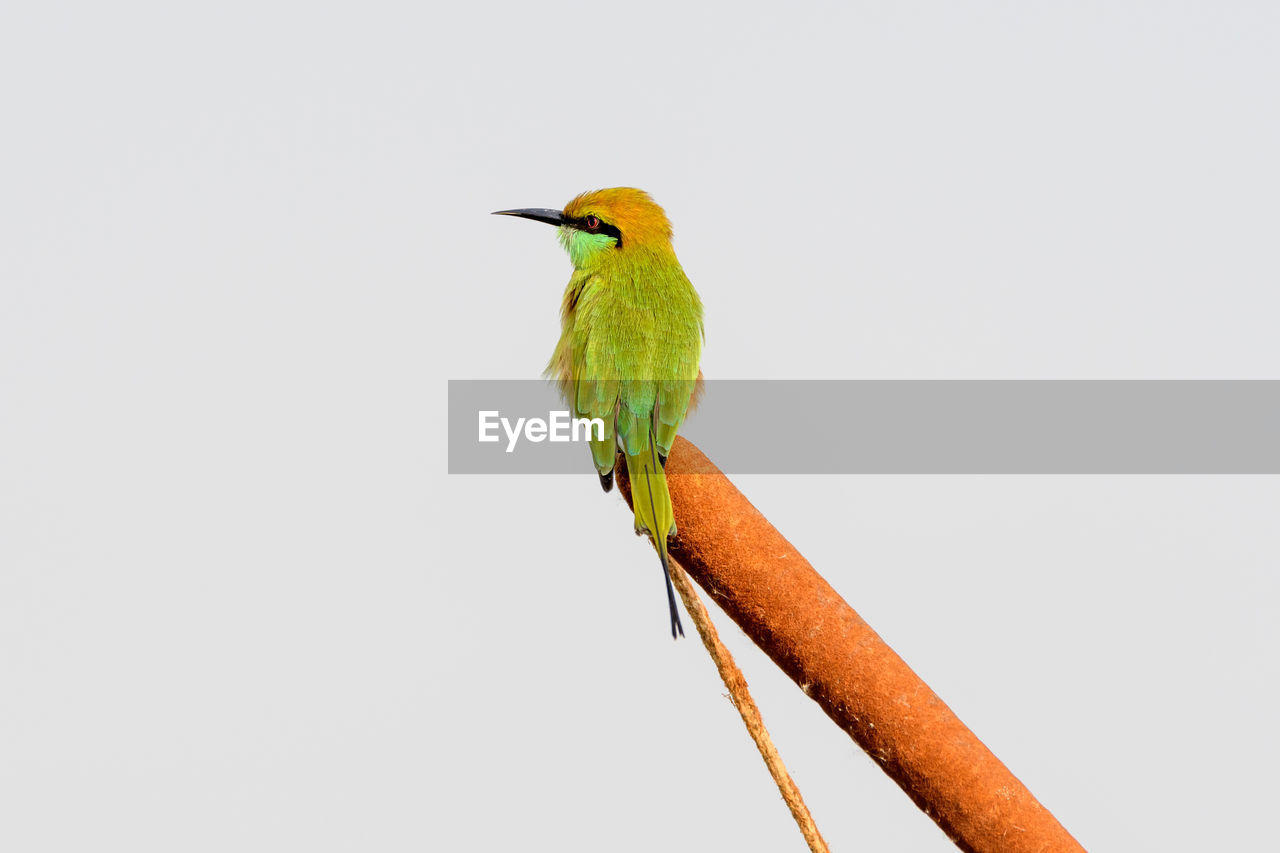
top-left (627, 431), bottom-right (684, 639)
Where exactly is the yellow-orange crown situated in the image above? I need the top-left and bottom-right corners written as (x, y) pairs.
top-left (563, 188), bottom-right (673, 247)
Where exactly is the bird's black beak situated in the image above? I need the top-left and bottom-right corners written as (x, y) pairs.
top-left (492, 208), bottom-right (565, 227)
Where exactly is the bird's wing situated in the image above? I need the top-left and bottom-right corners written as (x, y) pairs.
top-left (570, 323), bottom-right (621, 475)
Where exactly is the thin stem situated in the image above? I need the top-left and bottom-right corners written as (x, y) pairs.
top-left (668, 556), bottom-right (831, 853)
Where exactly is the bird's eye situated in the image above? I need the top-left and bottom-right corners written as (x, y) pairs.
top-left (584, 215), bottom-right (600, 231)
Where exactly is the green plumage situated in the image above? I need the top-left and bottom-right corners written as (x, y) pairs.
top-left (538, 189), bottom-right (704, 638)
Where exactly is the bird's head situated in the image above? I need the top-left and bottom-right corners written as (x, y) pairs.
top-left (494, 187), bottom-right (674, 269)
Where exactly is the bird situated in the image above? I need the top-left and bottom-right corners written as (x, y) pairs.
top-left (495, 188), bottom-right (704, 638)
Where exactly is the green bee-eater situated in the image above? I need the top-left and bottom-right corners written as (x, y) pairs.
top-left (496, 188), bottom-right (704, 638)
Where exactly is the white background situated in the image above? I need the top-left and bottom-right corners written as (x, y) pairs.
top-left (2, 2), bottom-right (1277, 850)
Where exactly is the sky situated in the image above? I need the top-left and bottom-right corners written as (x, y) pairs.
top-left (2, 2), bottom-right (1278, 850)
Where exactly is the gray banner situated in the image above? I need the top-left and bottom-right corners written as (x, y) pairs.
top-left (447, 380), bottom-right (1280, 474)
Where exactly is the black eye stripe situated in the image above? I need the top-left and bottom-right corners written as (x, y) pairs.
top-left (566, 215), bottom-right (623, 246)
